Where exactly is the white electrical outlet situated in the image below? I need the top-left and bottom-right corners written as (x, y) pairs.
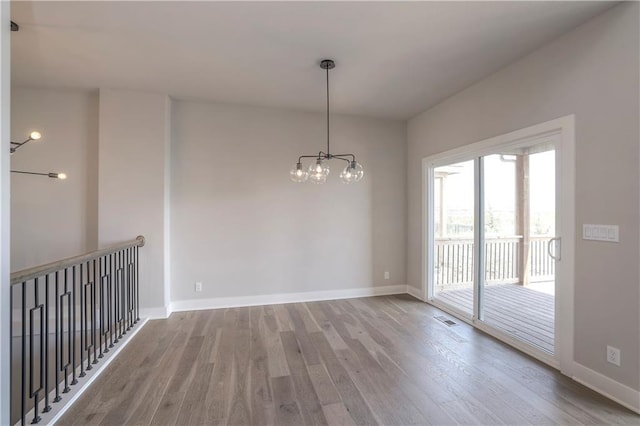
top-left (607, 345), bottom-right (621, 366)
top-left (195, 281), bottom-right (203, 292)
top-left (384, 271), bottom-right (390, 280)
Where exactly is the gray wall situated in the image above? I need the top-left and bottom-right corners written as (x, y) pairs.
top-left (97, 89), bottom-right (171, 314)
top-left (10, 87), bottom-right (98, 271)
top-left (407, 3), bottom-right (639, 390)
top-left (170, 100), bottom-right (406, 302)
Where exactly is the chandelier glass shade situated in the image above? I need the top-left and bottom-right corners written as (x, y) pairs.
top-left (290, 59), bottom-right (364, 184)
top-left (340, 161), bottom-right (364, 184)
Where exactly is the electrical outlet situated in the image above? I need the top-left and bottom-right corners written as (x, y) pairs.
top-left (384, 271), bottom-right (390, 280)
top-left (607, 345), bottom-right (621, 366)
top-left (195, 281), bottom-right (203, 292)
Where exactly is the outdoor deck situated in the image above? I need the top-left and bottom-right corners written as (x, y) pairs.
top-left (436, 283), bottom-right (554, 353)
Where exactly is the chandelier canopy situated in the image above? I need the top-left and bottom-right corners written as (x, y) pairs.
top-left (290, 59), bottom-right (364, 184)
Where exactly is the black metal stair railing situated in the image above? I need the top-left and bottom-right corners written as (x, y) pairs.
top-left (10, 236), bottom-right (145, 425)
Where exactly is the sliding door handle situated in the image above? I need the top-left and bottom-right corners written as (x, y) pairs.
top-left (548, 237), bottom-right (561, 261)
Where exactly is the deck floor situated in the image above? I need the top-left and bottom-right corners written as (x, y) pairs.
top-left (436, 283), bottom-right (555, 352)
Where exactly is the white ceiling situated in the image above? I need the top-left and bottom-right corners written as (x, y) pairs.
top-left (12, 1), bottom-right (614, 120)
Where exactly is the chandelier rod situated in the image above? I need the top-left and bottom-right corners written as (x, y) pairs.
top-left (326, 63), bottom-right (330, 156)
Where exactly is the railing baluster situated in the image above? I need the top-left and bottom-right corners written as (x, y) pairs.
top-left (79, 263), bottom-right (85, 377)
top-left (31, 277), bottom-right (43, 424)
top-left (44, 274), bottom-right (52, 412)
top-left (62, 267), bottom-right (71, 394)
top-left (86, 260), bottom-right (93, 371)
top-left (108, 253), bottom-right (114, 349)
top-left (129, 248), bottom-right (133, 322)
top-left (52, 271), bottom-right (60, 404)
top-left (136, 245), bottom-right (140, 321)
top-left (104, 256), bottom-right (111, 350)
top-left (21, 282), bottom-right (27, 425)
top-left (98, 257), bottom-right (104, 359)
top-left (114, 253), bottom-right (120, 344)
top-left (92, 259), bottom-right (98, 364)
top-left (71, 265), bottom-right (78, 386)
top-left (127, 248), bottom-right (132, 331)
top-left (118, 250), bottom-right (122, 335)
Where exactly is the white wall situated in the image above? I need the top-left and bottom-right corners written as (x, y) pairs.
top-left (170, 101), bottom-right (406, 303)
top-left (1, 3), bottom-right (12, 422)
top-left (98, 89), bottom-right (171, 315)
top-left (10, 88), bottom-right (98, 271)
top-left (407, 3), bottom-right (639, 392)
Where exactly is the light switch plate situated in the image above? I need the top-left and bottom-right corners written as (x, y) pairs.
top-left (583, 224), bottom-right (619, 242)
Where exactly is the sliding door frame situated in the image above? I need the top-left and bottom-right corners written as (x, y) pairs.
top-left (422, 115), bottom-right (575, 375)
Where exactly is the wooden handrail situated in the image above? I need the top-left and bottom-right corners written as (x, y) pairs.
top-left (10, 235), bottom-right (145, 285)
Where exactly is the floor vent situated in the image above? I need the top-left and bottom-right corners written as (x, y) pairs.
top-left (434, 315), bottom-right (457, 326)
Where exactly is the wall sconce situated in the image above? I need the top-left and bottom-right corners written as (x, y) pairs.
top-left (10, 131), bottom-right (68, 180)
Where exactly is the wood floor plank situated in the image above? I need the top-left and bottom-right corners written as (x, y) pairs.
top-left (308, 331), bottom-right (379, 426)
top-left (322, 402), bottom-right (357, 426)
top-left (249, 306), bottom-right (274, 426)
top-left (307, 364), bottom-right (341, 406)
top-left (165, 335), bottom-right (204, 394)
top-left (227, 328), bottom-right (252, 426)
top-left (204, 309), bottom-right (238, 424)
top-left (273, 304), bottom-right (294, 332)
top-left (149, 391), bottom-right (185, 425)
top-left (174, 361), bottom-right (215, 426)
top-left (271, 376), bottom-right (303, 426)
top-left (56, 296), bottom-right (639, 426)
top-left (298, 302), bottom-right (322, 333)
top-left (285, 303), bottom-right (321, 366)
top-left (261, 305), bottom-right (290, 379)
top-left (280, 331), bottom-right (327, 425)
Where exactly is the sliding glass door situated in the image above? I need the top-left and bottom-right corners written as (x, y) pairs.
top-left (427, 134), bottom-right (560, 361)
top-left (479, 147), bottom-right (556, 354)
top-left (432, 160), bottom-right (475, 317)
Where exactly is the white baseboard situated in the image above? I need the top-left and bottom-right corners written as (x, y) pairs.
top-left (169, 285), bottom-right (407, 313)
top-left (406, 285), bottom-right (425, 301)
top-left (572, 362), bottom-right (640, 414)
top-left (139, 306), bottom-right (170, 319)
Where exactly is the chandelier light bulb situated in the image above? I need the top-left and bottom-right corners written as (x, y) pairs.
top-left (308, 159), bottom-right (329, 184)
top-left (48, 172), bottom-right (67, 179)
top-left (29, 131), bottom-right (42, 140)
top-left (340, 164), bottom-right (355, 184)
top-left (290, 163), bottom-right (309, 183)
top-left (351, 161), bottom-right (364, 182)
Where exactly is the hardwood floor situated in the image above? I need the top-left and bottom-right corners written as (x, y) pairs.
top-left (58, 295), bottom-right (638, 425)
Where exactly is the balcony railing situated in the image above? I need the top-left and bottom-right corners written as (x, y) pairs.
top-left (435, 236), bottom-right (554, 291)
top-left (10, 236), bottom-right (145, 425)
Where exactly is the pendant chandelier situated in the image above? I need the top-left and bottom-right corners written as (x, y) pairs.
top-left (10, 131), bottom-right (67, 180)
top-left (290, 59), bottom-right (364, 184)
